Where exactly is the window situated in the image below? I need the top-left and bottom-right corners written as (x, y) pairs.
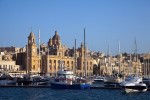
top-left (49, 60), bottom-right (52, 63)
top-left (33, 65), bottom-right (35, 69)
top-left (90, 62), bottom-right (92, 65)
top-left (9, 66), bottom-right (10, 70)
top-left (33, 39), bottom-right (35, 43)
top-left (49, 65), bottom-right (52, 70)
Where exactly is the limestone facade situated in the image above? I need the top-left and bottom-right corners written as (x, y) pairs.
top-left (26, 31), bottom-right (93, 77)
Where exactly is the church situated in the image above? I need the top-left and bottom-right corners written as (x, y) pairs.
top-left (26, 30), bottom-right (93, 77)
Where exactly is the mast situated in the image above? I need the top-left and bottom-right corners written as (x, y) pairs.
top-left (74, 39), bottom-right (77, 75)
top-left (38, 30), bottom-right (41, 74)
top-left (134, 38), bottom-right (138, 75)
top-left (146, 59), bottom-right (147, 78)
top-left (129, 54), bottom-right (132, 75)
top-left (107, 43), bottom-right (112, 75)
top-left (134, 38), bottom-right (137, 55)
top-left (118, 40), bottom-right (121, 73)
top-left (47, 47), bottom-right (49, 76)
top-left (148, 59), bottom-right (149, 78)
top-left (143, 59), bottom-right (146, 78)
top-left (84, 28), bottom-right (87, 77)
top-left (26, 44), bottom-right (28, 74)
top-left (148, 59), bottom-right (150, 78)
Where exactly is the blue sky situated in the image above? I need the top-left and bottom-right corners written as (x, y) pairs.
top-left (0, 0), bottom-right (150, 55)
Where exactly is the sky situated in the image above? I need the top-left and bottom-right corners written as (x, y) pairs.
top-left (0, 0), bottom-right (150, 55)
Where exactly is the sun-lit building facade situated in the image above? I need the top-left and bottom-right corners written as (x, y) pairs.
top-left (26, 31), bottom-right (93, 77)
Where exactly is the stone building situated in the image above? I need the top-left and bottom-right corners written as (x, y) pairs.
top-left (26, 32), bottom-right (40, 74)
top-left (26, 31), bottom-right (93, 77)
top-left (92, 52), bottom-right (142, 77)
top-left (0, 52), bottom-right (21, 73)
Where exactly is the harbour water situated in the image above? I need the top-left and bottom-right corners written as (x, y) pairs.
top-left (0, 88), bottom-right (150, 100)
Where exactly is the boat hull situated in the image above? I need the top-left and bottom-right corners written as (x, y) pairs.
top-left (122, 86), bottom-right (147, 93)
top-left (50, 83), bottom-right (90, 89)
top-left (104, 82), bottom-right (120, 87)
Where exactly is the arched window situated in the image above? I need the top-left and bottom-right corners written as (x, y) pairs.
top-left (67, 61), bottom-right (69, 67)
top-left (49, 59), bottom-right (52, 64)
top-left (33, 39), bottom-right (35, 43)
top-left (33, 65), bottom-right (35, 69)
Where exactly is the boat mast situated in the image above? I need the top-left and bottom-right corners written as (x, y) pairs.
top-left (107, 43), bottom-right (111, 75)
top-left (143, 59), bottom-right (146, 78)
top-left (118, 40), bottom-right (121, 73)
top-left (148, 58), bottom-right (150, 78)
top-left (38, 30), bottom-right (41, 74)
top-left (47, 47), bottom-right (49, 76)
top-left (134, 38), bottom-right (138, 75)
top-left (74, 39), bottom-right (77, 75)
top-left (26, 44), bottom-right (28, 74)
top-left (84, 28), bottom-right (87, 77)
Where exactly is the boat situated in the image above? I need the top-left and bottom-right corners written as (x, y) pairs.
top-left (0, 74), bottom-right (17, 85)
top-left (31, 75), bottom-right (50, 86)
top-left (120, 74), bottom-right (147, 93)
top-left (92, 76), bottom-right (105, 84)
top-left (143, 77), bottom-right (150, 89)
top-left (50, 60), bottom-right (91, 89)
top-left (16, 74), bottom-right (32, 86)
top-left (104, 75), bottom-right (122, 87)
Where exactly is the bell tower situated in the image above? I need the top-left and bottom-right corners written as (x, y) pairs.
top-left (28, 32), bottom-right (37, 56)
top-left (27, 31), bottom-right (39, 74)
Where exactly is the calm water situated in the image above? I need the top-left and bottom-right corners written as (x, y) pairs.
top-left (0, 88), bottom-right (150, 100)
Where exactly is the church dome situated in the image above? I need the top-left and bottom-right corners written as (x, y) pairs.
top-left (52, 31), bottom-right (60, 40)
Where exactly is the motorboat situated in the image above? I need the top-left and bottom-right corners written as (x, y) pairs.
top-left (143, 77), bottom-right (150, 88)
top-left (16, 74), bottom-right (32, 86)
top-left (31, 75), bottom-right (50, 86)
top-left (104, 75), bottom-right (122, 87)
top-left (93, 76), bottom-right (104, 83)
top-left (92, 76), bottom-right (105, 84)
top-left (0, 74), bottom-right (16, 85)
top-left (50, 61), bottom-right (90, 89)
top-left (50, 69), bottom-right (90, 89)
top-left (120, 74), bottom-right (147, 93)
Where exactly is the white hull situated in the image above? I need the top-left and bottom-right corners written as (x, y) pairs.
top-left (124, 88), bottom-right (147, 93)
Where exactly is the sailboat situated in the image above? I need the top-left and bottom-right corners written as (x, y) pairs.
top-left (104, 42), bottom-right (123, 87)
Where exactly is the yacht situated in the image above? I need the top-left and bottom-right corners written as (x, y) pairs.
top-left (120, 74), bottom-right (147, 93)
top-left (0, 74), bottom-right (16, 85)
top-left (104, 75), bottom-right (122, 87)
top-left (50, 61), bottom-right (90, 89)
top-left (93, 76), bottom-right (105, 84)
